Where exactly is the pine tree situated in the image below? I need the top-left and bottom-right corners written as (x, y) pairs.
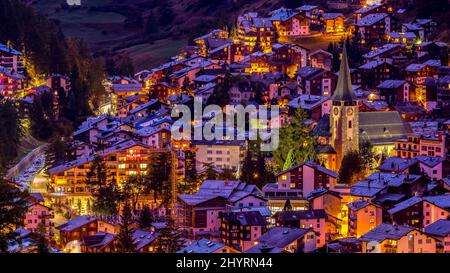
top-left (0, 100), bottom-right (22, 172)
top-left (36, 223), bottom-right (49, 253)
top-left (117, 202), bottom-right (136, 253)
top-left (0, 177), bottom-right (29, 253)
top-left (145, 152), bottom-right (172, 203)
top-left (157, 217), bottom-right (183, 253)
top-left (339, 151), bottom-right (365, 185)
top-left (273, 108), bottom-right (316, 170)
top-left (138, 205), bottom-right (154, 229)
top-left (239, 148), bottom-right (255, 183)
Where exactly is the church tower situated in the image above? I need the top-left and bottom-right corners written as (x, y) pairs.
top-left (330, 44), bottom-right (359, 171)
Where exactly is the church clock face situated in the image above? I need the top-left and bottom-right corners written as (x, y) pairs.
top-left (347, 108), bottom-right (353, 115)
top-left (333, 108), bottom-right (339, 115)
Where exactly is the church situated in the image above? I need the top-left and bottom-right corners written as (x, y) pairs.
top-left (324, 44), bottom-right (412, 172)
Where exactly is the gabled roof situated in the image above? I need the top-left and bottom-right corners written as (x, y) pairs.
top-left (276, 161), bottom-right (338, 179)
top-left (178, 180), bottom-right (264, 206)
top-left (424, 219), bottom-right (450, 237)
top-left (388, 195), bottom-right (450, 214)
top-left (355, 13), bottom-right (388, 26)
top-left (177, 238), bottom-right (225, 253)
top-left (57, 216), bottom-right (97, 232)
top-left (275, 209), bottom-right (327, 221)
top-left (360, 223), bottom-right (414, 242)
top-left (250, 227), bottom-right (313, 249)
top-left (0, 42), bottom-right (22, 55)
top-left (377, 80), bottom-right (406, 89)
top-left (359, 111), bottom-right (412, 145)
top-left (222, 211), bottom-right (267, 226)
top-left (82, 232), bottom-right (116, 249)
top-left (347, 199), bottom-right (377, 211)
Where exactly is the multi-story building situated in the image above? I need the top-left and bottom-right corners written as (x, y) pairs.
top-left (0, 42), bottom-right (23, 72)
top-left (296, 66), bottom-right (338, 96)
top-left (193, 140), bottom-right (246, 172)
top-left (394, 133), bottom-right (446, 158)
top-left (347, 199), bottom-right (382, 238)
top-left (322, 13), bottom-right (345, 33)
top-left (220, 211), bottom-right (267, 252)
top-left (177, 180), bottom-right (267, 238)
top-left (388, 195), bottom-right (450, 228)
top-left (47, 140), bottom-right (158, 212)
top-left (57, 216), bottom-right (98, 253)
top-left (354, 13), bottom-right (391, 46)
top-left (360, 223), bottom-right (437, 253)
top-left (246, 226), bottom-right (317, 253)
top-left (269, 8), bottom-right (310, 39)
top-left (424, 219), bottom-right (450, 253)
top-left (236, 12), bottom-right (275, 53)
top-left (263, 161), bottom-right (338, 211)
top-left (275, 209), bottom-right (328, 248)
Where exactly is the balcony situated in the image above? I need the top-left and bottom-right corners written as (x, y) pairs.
top-left (39, 213), bottom-right (55, 219)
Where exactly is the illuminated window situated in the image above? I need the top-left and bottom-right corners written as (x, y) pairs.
top-left (281, 175), bottom-right (287, 180)
top-left (118, 164), bottom-right (126, 169)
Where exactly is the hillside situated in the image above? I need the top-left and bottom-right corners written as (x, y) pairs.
top-left (25, 0), bottom-right (294, 70)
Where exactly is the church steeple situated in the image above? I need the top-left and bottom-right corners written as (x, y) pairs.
top-left (332, 44), bottom-right (356, 102)
top-left (329, 42), bottom-right (359, 172)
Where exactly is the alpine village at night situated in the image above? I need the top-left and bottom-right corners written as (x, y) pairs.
top-left (0, 0), bottom-right (450, 255)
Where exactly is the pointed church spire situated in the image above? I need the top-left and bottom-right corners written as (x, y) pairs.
top-left (332, 42), bottom-right (356, 101)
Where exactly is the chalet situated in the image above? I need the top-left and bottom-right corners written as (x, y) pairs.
top-left (394, 133), bottom-right (446, 159)
top-left (425, 75), bottom-right (450, 111)
top-left (306, 188), bottom-right (343, 222)
top-left (362, 43), bottom-right (405, 64)
top-left (354, 3), bottom-right (387, 24)
top-left (193, 29), bottom-right (229, 58)
top-left (236, 12), bottom-right (275, 53)
top-left (286, 94), bottom-right (331, 121)
top-left (0, 66), bottom-right (26, 96)
top-left (354, 13), bottom-right (391, 46)
top-left (263, 161), bottom-right (338, 211)
top-left (112, 83), bottom-right (145, 103)
top-left (350, 172), bottom-right (426, 201)
top-left (274, 209), bottom-right (328, 248)
top-left (377, 79), bottom-right (412, 103)
top-left (270, 43), bottom-right (308, 75)
top-left (347, 199), bottom-right (383, 238)
top-left (416, 41), bottom-right (448, 66)
top-left (177, 180), bottom-right (267, 237)
top-left (322, 13), bottom-right (344, 33)
top-left (46, 74), bottom-right (71, 93)
top-left (424, 219), bottom-right (450, 253)
top-left (387, 32), bottom-right (417, 45)
top-left (401, 23), bottom-right (425, 41)
top-left (269, 7), bottom-right (310, 38)
top-left (296, 5), bottom-right (322, 26)
top-left (220, 211), bottom-right (267, 252)
top-left (358, 61), bottom-right (398, 89)
top-left (245, 226), bottom-right (317, 253)
top-left (0, 42), bottom-right (23, 72)
top-left (57, 216), bottom-right (98, 253)
top-left (360, 223), bottom-right (437, 253)
top-left (309, 49), bottom-right (333, 71)
top-left (24, 201), bottom-right (54, 238)
top-left (296, 66), bottom-right (337, 96)
top-left (149, 82), bottom-right (177, 102)
top-left (388, 195), bottom-right (450, 228)
top-left (414, 19), bottom-right (437, 39)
